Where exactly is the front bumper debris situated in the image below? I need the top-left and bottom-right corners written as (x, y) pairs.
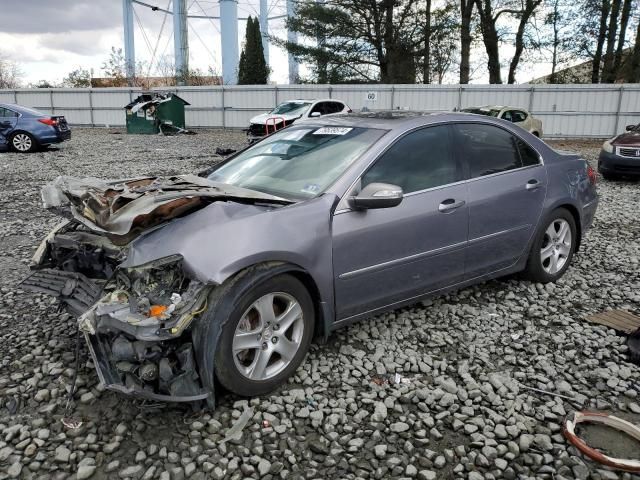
top-left (22, 231), bottom-right (214, 404)
top-left (85, 333), bottom-right (210, 402)
top-left (19, 269), bottom-right (102, 316)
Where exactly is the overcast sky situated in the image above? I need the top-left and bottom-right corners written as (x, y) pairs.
top-left (0, 0), bottom-right (291, 85)
top-left (0, 0), bottom-right (550, 86)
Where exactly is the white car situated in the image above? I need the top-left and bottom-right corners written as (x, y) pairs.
top-left (247, 99), bottom-right (351, 140)
top-left (461, 106), bottom-right (543, 137)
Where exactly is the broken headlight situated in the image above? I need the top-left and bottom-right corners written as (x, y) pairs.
top-left (79, 255), bottom-right (210, 339)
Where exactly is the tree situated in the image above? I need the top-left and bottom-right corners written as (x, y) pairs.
top-left (459, 0), bottom-right (476, 83)
top-left (31, 80), bottom-right (57, 88)
top-left (626, 20), bottom-right (640, 82)
top-left (102, 47), bottom-right (126, 82)
top-left (0, 53), bottom-right (22, 88)
top-left (474, 0), bottom-right (543, 84)
top-left (280, 0), bottom-right (422, 83)
top-left (238, 17), bottom-right (269, 84)
top-left (62, 68), bottom-right (91, 88)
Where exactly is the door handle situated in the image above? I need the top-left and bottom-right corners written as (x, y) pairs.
top-left (439, 198), bottom-right (466, 213)
top-left (526, 179), bottom-right (541, 191)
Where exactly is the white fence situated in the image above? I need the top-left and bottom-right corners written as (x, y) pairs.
top-left (1, 83), bottom-right (639, 138)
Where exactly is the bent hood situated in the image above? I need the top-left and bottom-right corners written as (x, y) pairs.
top-left (41, 174), bottom-right (290, 245)
top-left (249, 112), bottom-right (303, 125)
top-left (612, 130), bottom-right (640, 146)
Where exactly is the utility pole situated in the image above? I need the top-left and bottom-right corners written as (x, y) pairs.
top-left (173, 0), bottom-right (189, 85)
top-left (220, 0), bottom-right (239, 84)
top-left (123, 0), bottom-right (136, 83)
top-left (259, 0), bottom-right (270, 68)
top-left (286, 0), bottom-right (298, 83)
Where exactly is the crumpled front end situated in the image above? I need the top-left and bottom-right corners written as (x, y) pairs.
top-left (22, 220), bottom-right (214, 404)
top-left (79, 255), bottom-right (213, 402)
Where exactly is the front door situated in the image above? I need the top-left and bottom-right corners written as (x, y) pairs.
top-left (452, 123), bottom-right (547, 279)
top-left (332, 125), bottom-right (469, 320)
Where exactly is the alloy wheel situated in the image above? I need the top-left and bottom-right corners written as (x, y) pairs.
top-left (540, 218), bottom-right (572, 275)
top-left (232, 292), bottom-right (304, 381)
top-left (12, 134), bottom-right (32, 152)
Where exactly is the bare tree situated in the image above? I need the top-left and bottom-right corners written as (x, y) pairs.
top-left (474, 0), bottom-right (543, 84)
top-left (0, 53), bottom-right (22, 89)
top-left (626, 19), bottom-right (640, 82)
top-left (459, 0), bottom-right (475, 83)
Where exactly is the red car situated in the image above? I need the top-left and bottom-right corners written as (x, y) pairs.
top-left (599, 123), bottom-right (640, 179)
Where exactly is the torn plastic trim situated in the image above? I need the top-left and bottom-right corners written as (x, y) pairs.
top-left (85, 333), bottom-right (210, 403)
top-left (563, 411), bottom-right (640, 472)
top-left (32, 220), bottom-right (70, 265)
top-left (79, 255), bottom-right (214, 341)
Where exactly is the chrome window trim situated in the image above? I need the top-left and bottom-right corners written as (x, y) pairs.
top-left (334, 120), bottom-right (545, 214)
top-left (338, 240), bottom-right (467, 280)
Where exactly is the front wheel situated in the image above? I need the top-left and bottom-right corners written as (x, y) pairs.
top-left (214, 274), bottom-right (314, 397)
top-left (10, 132), bottom-right (38, 153)
top-left (523, 208), bottom-right (577, 283)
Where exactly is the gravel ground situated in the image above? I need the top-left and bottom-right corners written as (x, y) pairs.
top-left (1, 129), bottom-right (639, 480)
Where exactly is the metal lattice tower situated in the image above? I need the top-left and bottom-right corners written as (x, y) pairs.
top-left (122, 0), bottom-right (299, 85)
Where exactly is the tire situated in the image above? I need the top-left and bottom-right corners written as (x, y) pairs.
top-left (9, 132), bottom-right (38, 153)
top-left (601, 172), bottom-right (618, 181)
top-left (523, 208), bottom-right (577, 284)
top-left (214, 273), bottom-right (314, 397)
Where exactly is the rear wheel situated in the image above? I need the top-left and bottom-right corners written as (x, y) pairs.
top-left (10, 132), bottom-right (38, 153)
top-left (214, 274), bottom-right (314, 396)
top-left (523, 208), bottom-right (577, 283)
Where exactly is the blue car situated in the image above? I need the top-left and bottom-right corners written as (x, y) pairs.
top-left (0, 103), bottom-right (71, 153)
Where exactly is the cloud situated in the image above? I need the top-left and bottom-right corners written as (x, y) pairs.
top-left (0, 0), bottom-right (122, 34)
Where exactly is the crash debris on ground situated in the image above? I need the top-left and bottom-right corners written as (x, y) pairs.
top-left (0, 130), bottom-right (639, 479)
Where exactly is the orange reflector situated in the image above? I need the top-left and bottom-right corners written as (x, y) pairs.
top-left (148, 305), bottom-right (168, 317)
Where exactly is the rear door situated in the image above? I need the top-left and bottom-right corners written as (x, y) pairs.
top-left (452, 123), bottom-right (547, 279)
top-left (0, 107), bottom-right (18, 141)
top-left (332, 125), bottom-right (468, 319)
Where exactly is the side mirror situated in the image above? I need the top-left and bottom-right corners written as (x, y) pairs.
top-left (348, 183), bottom-right (403, 210)
top-left (626, 124), bottom-right (636, 131)
top-left (309, 111), bottom-right (321, 118)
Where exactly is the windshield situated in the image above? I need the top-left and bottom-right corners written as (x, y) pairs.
top-left (462, 107), bottom-right (501, 117)
top-left (270, 101), bottom-right (312, 115)
top-left (208, 126), bottom-right (386, 200)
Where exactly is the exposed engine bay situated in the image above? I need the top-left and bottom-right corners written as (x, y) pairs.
top-left (23, 220), bottom-right (213, 402)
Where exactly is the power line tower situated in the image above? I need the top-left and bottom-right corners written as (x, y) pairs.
top-left (122, 0), bottom-right (299, 85)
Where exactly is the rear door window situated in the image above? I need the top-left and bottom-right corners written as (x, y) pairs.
top-left (453, 123), bottom-right (523, 178)
top-left (361, 125), bottom-right (462, 193)
top-left (512, 110), bottom-right (528, 123)
top-left (0, 108), bottom-right (18, 117)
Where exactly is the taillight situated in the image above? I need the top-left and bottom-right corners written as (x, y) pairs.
top-left (587, 165), bottom-right (597, 186)
top-left (38, 118), bottom-right (58, 126)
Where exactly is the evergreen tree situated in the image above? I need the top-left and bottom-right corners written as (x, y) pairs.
top-left (238, 17), bottom-right (269, 84)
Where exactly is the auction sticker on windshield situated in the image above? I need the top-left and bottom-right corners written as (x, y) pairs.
top-left (313, 127), bottom-right (353, 135)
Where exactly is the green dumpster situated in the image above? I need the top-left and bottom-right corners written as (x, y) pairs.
top-left (124, 92), bottom-right (190, 134)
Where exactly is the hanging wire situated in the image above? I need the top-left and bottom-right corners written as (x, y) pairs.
top-left (147, 0), bottom-right (172, 77)
top-left (188, 20), bottom-right (218, 63)
top-left (133, 6), bottom-right (155, 56)
top-left (194, 0), bottom-right (220, 34)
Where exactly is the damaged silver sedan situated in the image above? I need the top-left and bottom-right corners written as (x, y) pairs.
top-left (22, 112), bottom-right (598, 407)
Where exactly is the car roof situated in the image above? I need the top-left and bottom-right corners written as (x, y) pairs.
top-left (282, 99), bottom-right (343, 104)
top-left (296, 110), bottom-right (501, 132)
top-left (0, 103), bottom-right (45, 116)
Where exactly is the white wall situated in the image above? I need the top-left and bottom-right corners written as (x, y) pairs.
top-left (1, 83), bottom-right (638, 138)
